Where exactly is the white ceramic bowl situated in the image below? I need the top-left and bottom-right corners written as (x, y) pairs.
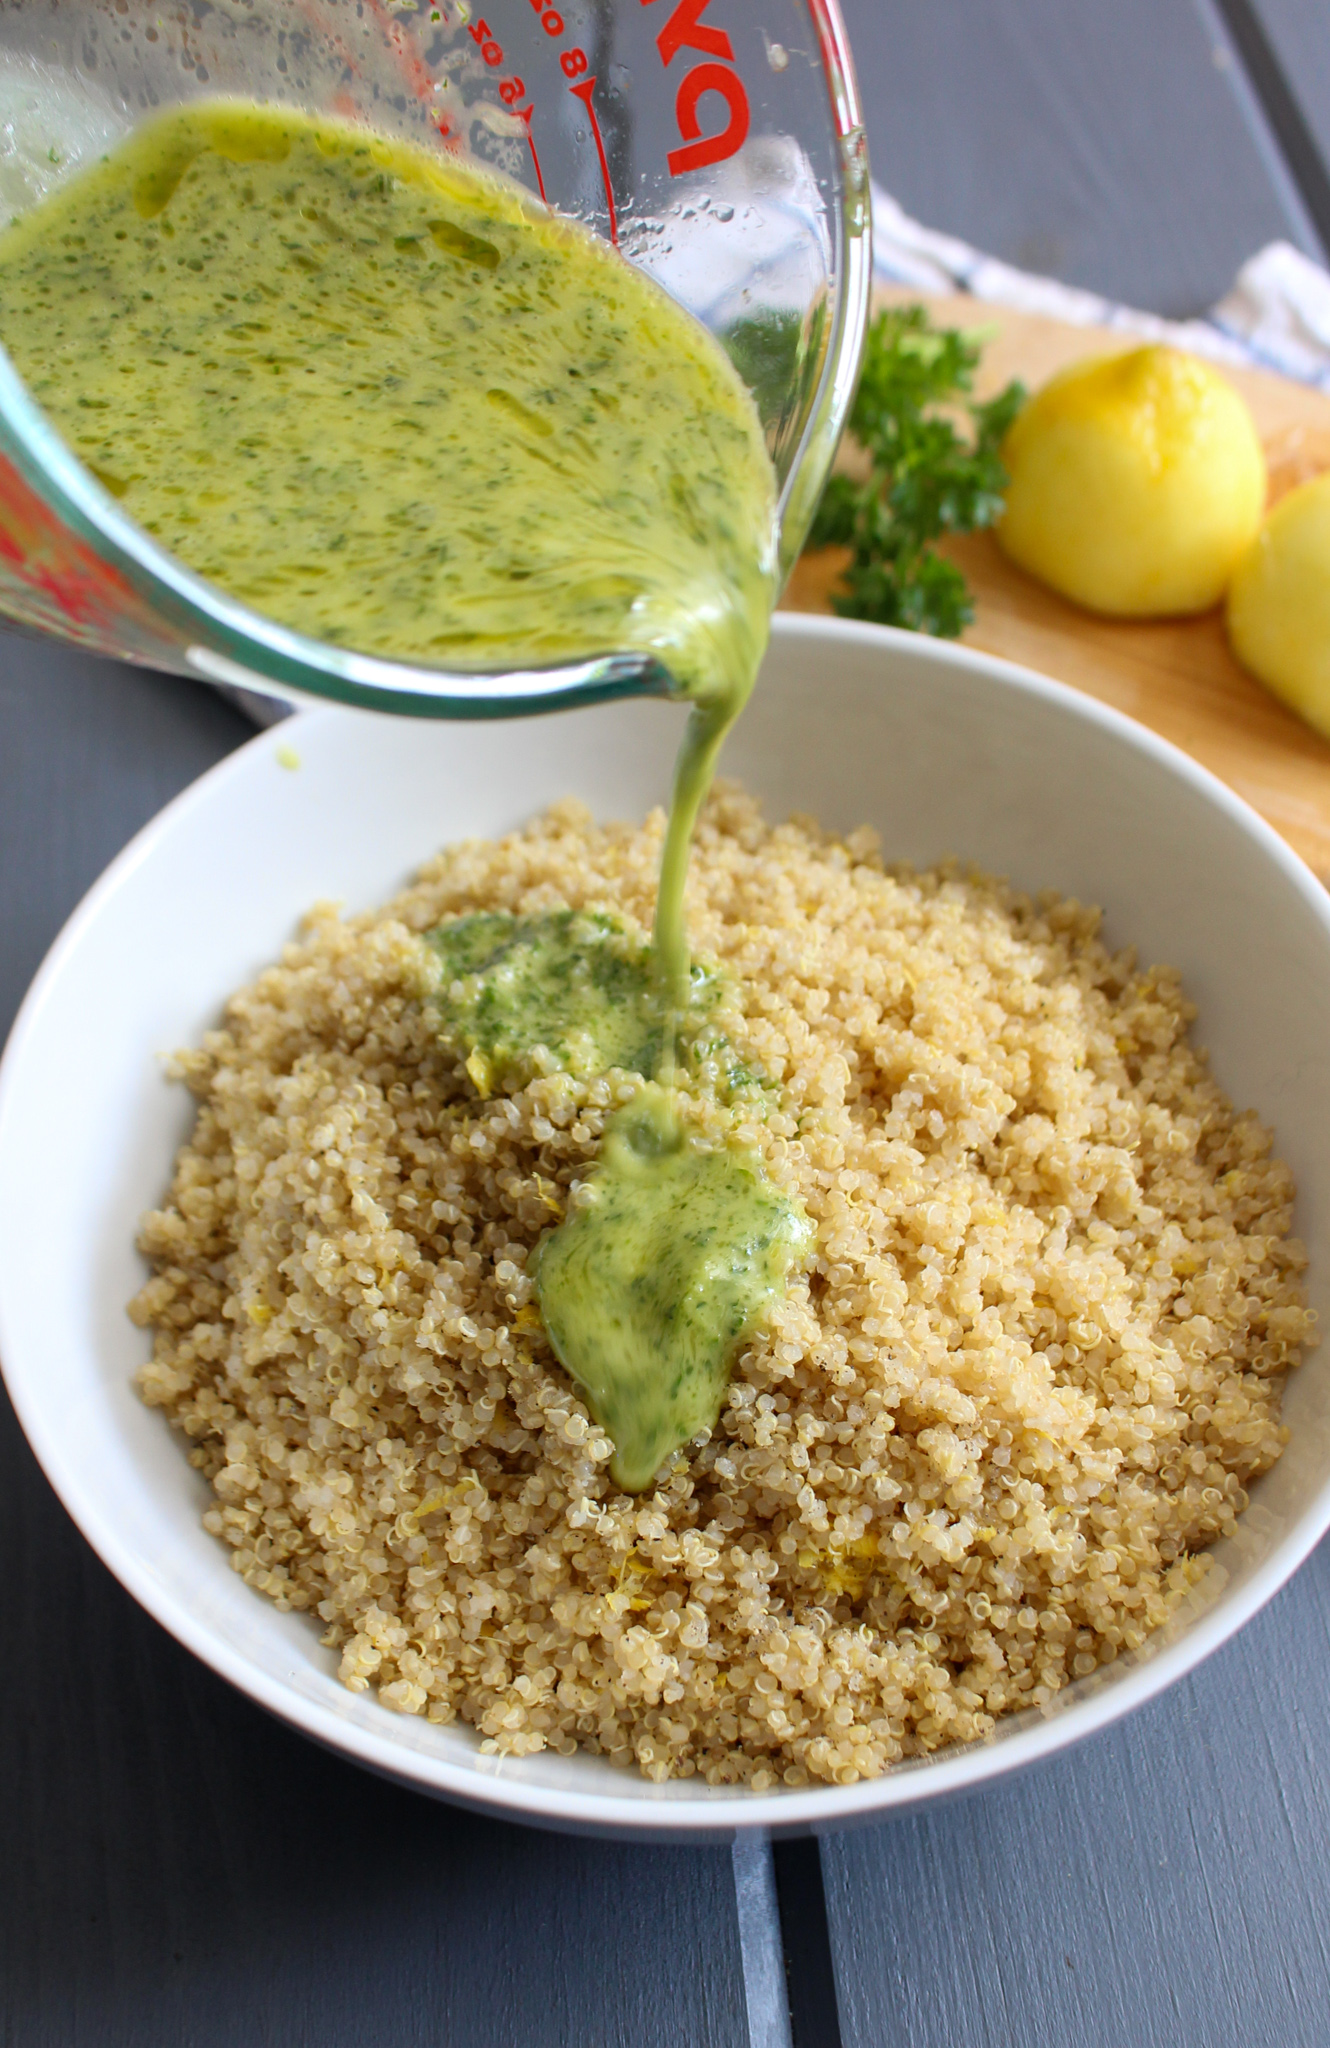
top-left (4, 613), bottom-right (1330, 1841)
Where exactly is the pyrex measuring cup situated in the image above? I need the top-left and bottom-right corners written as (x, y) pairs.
top-left (0, 0), bottom-right (869, 716)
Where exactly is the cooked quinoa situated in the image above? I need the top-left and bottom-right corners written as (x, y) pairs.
top-left (132, 786), bottom-right (1313, 1788)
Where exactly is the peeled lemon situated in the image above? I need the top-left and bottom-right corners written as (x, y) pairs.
top-left (1227, 472), bottom-right (1330, 736)
top-left (997, 345), bottom-right (1266, 616)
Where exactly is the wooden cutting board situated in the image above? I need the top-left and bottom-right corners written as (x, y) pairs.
top-left (781, 292), bottom-right (1330, 882)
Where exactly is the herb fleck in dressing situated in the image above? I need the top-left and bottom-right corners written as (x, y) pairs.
top-left (0, 99), bottom-right (812, 1491)
top-left (0, 99), bottom-right (775, 697)
top-left (425, 908), bottom-right (812, 1489)
top-left (424, 909), bottom-right (665, 1091)
top-left (533, 1086), bottom-right (812, 1493)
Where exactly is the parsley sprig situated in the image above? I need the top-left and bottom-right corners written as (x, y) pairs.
top-left (807, 305), bottom-right (1026, 639)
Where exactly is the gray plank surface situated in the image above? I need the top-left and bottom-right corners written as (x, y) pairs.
top-left (1248, 0), bottom-right (1330, 167)
top-left (838, 0), bottom-right (1317, 314)
top-left (0, 634), bottom-right (751, 2048)
top-left (824, 1537), bottom-right (1330, 2048)
top-left (1234, 0), bottom-right (1330, 244)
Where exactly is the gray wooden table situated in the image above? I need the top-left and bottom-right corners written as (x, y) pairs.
top-left (3, 4), bottom-right (1330, 2043)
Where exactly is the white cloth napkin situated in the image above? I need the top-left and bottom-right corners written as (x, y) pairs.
top-left (870, 179), bottom-right (1330, 394)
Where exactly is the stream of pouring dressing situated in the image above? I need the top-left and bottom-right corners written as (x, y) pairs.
top-left (0, 100), bottom-right (813, 1492)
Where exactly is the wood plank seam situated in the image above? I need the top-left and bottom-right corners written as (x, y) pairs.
top-left (1206, 0), bottom-right (1330, 256)
top-left (1192, 0), bottom-right (1327, 260)
top-left (772, 1838), bottom-right (846, 2048)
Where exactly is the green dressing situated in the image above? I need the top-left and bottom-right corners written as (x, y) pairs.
top-left (425, 906), bottom-right (776, 1108)
top-left (424, 909), bottom-right (666, 1090)
top-left (0, 100), bottom-right (813, 1491)
top-left (424, 908), bottom-right (809, 1486)
top-left (0, 99), bottom-right (775, 701)
top-left (531, 1086), bottom-right (813, 1493)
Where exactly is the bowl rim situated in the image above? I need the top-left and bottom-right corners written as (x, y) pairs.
top-left (5, 610), bottom-right (1330, 1838)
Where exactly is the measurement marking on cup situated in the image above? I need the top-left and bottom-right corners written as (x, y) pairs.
top-left (570, 76), bottom-right (617, 242)
top-left (522, 106), bottom-right (548, 201)
top-left (468, 15), bottom-right (506, 64)
top-left (500, 0), bottom-right (615, 238)
top-left (430, 2), bottom-right (627, 235)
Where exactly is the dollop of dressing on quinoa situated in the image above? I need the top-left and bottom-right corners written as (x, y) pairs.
top-left (425, 908), bottom-right (811, 1491)
top-left (425, 910), bottom-right (666, 1092)
top-left (1, 99), bottom-right (811, 1490)
top-left (532, 1086), bottom-right (813, 1492)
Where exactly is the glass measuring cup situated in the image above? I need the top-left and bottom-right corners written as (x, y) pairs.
top-left (0, 0), bottom-right (869, 717)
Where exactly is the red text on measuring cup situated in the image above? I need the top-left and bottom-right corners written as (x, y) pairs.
top-left (642, 0), bottom-right (750, 177)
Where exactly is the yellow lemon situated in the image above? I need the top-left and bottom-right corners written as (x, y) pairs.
top-left (1227, 472), bottom-right (1330, 737)
top-left (997, 345), bottom-right (1266, 616)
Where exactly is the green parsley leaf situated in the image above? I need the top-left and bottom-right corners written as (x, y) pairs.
top-left (806, 304), bottom-right (1026, 638)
